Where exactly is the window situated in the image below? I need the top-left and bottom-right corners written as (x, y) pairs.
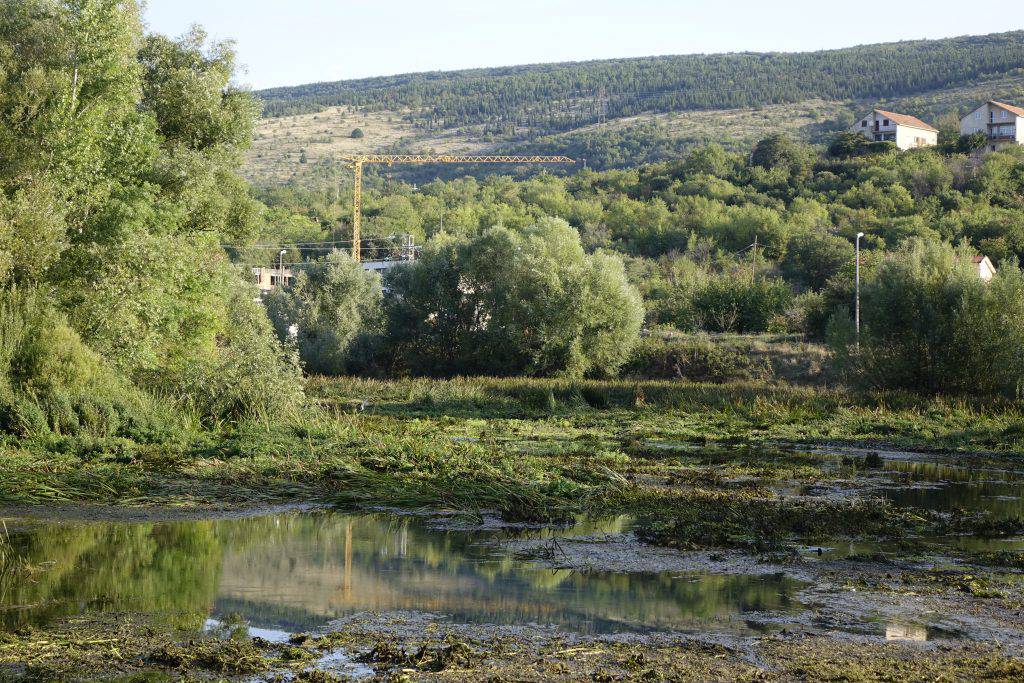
top-left (883, 119), bottom-right (890, 126)
top-left (861, 120), bottom-right (867, 127)
top-left (1002, 110), bottom-right (1008, 120)
top-left (975, 112), bottom-right (982, 120)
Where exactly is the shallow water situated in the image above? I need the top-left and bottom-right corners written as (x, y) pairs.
top-left (875, 460), bottom-right (1024, 519)
top-left (0, 510), bottom-right (804, 635)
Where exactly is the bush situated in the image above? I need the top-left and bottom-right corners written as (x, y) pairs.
top-left (0, 290), bottom-right (175, 439)
top-left (831, 239), bottom-right (1024, 396)
top-left (621, 336), bottom-right (773, 383)
top-left (384, 218), bottom-right (644, 378)
top-left (350, 128), bottom-right (365, 139)
top-left (158, 279), bottom-right (305, 425)
top-left (266, 250), bottom-right (383, 375)
top-left (693, 277), bottom-right (794, 333)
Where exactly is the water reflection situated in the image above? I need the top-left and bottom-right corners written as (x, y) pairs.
top-left (877, 461), bottom-right (1024, 519)
top-left (0, 511), bottom-right (804, 635)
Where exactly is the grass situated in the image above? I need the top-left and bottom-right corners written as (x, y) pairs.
top-left (2, 376), bottom-right (1023, 550)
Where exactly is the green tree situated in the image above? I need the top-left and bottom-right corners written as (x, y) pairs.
top-left (750, 134), bottom-right (815, 178)
top-left (267, 250), bottom-right (383, 375)
top-left (832, 239), bottom-right (1024, 396)
top-left (384, 218), bottom-right (643, 378)
top-left (0, 0), bottom-right (302, 424)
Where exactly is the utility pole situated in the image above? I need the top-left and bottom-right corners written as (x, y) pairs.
top-left (854, 233), bottom-right (863, 343)
top-left (278, 249), bottom-right (287, 288)
top-left (750, 235), bottom-right (758, 284)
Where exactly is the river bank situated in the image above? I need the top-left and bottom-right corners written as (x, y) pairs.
top-left (2, 378), bottom-right (1024, 679)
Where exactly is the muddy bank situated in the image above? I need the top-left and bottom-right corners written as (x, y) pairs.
top-left (3, 609), bottom-right (1024, 682)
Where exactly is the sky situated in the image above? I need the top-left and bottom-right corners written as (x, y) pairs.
top-left (143, 1), bottom-right (1024, 90)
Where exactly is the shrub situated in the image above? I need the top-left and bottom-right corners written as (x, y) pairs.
top-left (621, 336), bottom-right (773, 383)
top-left (267, 250), bottom-right (383, 375)
top-left (831, 239), bottom-right (1024, 396)
top-left (350, 128), bottom-right (365, 139)
top-left (693, 277), bottom-right (794, 333)
top-left (0, 290), bottom-right (175, 439)
top-left (384, 218), bottom-right (644, 378)
top-left (156, 279), bottom-right (305, 425)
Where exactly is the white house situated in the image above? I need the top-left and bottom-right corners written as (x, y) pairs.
top-left (959, 100), bottom-right (1024, 153)
top-left (973, 255), bottom-right (997, 282)
top-left (852, 109), bottom-right (938, 150)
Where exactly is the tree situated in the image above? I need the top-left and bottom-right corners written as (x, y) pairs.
top-left (955, 132), bottom-right (988, 154)
top-left (350, 127), bottom-right (365, 139)
top-left (828, 132), bottom-right (870, 159)
top-left (780, 230), bottom-right (851, 291)
top-left (749, 134), bottom-right (815, 178)
top-left (0, 0), bottom-right (302, 425)
top-left (267, 250), bottom-right (383, 375)
top-left (831, 239), bottom-right (1024, 396)
top-left (384, 218), bottom-right (643, 378)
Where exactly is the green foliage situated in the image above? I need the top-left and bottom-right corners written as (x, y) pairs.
top-left (832, 240), bottom-right (1024, 397)
top-left (266, 250), bottom-right (383, 375)
top-left (350, 127), bottom-right (364, 139)
top-left (0, 290), bottom-right (174, 439)
top-left (622, 336), bottom-right (773, 383)
top-left (956, 131), bottom-right (989, 154)
top-left (750, 134), bottom-right (814, 178)
top-left (0, 0), bottom-right (303, 426)
top-left (693, 277), bottom-right (794, 334)
top-left (258, 31), bottom-right (1024, 134)
top-left (780, 230), bottom-right (851, 291)
top-left (384, 218), bottom-right (644, 378)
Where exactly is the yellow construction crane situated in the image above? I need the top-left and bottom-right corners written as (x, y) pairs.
top-left (340, 154), bottom-right (575, 261)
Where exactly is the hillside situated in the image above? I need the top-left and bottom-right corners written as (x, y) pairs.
top-left (246, 31), bottom-right (1024, 184)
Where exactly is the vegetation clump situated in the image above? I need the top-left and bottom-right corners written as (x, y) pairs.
top-left (384, 217), bottom-right (643, 378)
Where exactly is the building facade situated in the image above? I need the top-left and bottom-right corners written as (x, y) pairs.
top-left (852, 109), bottom-right (938, 150)
top-left (251, 266), bottom-right (293, 294)
top-left (959, 100), bottom-right (1024, 153)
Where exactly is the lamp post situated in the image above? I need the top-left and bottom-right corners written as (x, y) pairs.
top-left (855, 232), bottom-right (864, 346)
top-left (278, 249), bottom-right (287, 288)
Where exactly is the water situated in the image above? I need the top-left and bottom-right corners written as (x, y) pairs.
top-left (875, 460), bottom-right (1024, 520)
top-left (0, 511), bottom-right (804, 635)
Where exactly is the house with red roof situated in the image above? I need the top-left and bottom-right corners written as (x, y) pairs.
top-left (851, 109), bottom-right (938, 150)
top-left (960, 100), bottom-right (1024, 153)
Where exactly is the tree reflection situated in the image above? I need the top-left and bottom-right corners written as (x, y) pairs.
top-left (1, 511), bottom-right (803, 635)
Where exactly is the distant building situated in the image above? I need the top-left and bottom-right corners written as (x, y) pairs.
top-left (852, 109), bottom-right (938, 150)
top-left (252, 266), bottom-right (293, 294)
top-left (959, 100), bottom-right (1024, 153)
top-left (973, 255), bottom-right (997, 282)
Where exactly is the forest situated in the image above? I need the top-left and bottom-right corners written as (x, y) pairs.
top-left (257, 31), bottom-right (1024, 133)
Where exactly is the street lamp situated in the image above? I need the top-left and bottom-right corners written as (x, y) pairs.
top-left (855, 232), bottom-right (865, 346)
top-left (278, 249), bottom-right (287, 288)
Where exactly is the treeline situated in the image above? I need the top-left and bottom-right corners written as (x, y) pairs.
top-left (0, 0), bottom-right (302, 440)
top-left (257, 31), bottom-right (1024, 133)
top-left (255, 133), bottom-right (1024, 394)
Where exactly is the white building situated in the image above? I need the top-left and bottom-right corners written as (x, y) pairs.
top-left (973, 255), bottom-right (997, 282)
top-left (852, 109), bottom-right (938, 150)
top-left (959, 100), bottom-right (1024, 153)
top-left (251, 266), bottom-right (293, 294)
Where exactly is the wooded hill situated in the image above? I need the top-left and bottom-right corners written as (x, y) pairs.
top-left (258, 31), bottom-right (1024, 132)
top-left (246, 32), bottom-right (1024, 182)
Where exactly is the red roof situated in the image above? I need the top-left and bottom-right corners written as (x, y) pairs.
top-left (873, 109), bottom-right (938, 133)
top-left (990, 100), bottom-right (1024, 118)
